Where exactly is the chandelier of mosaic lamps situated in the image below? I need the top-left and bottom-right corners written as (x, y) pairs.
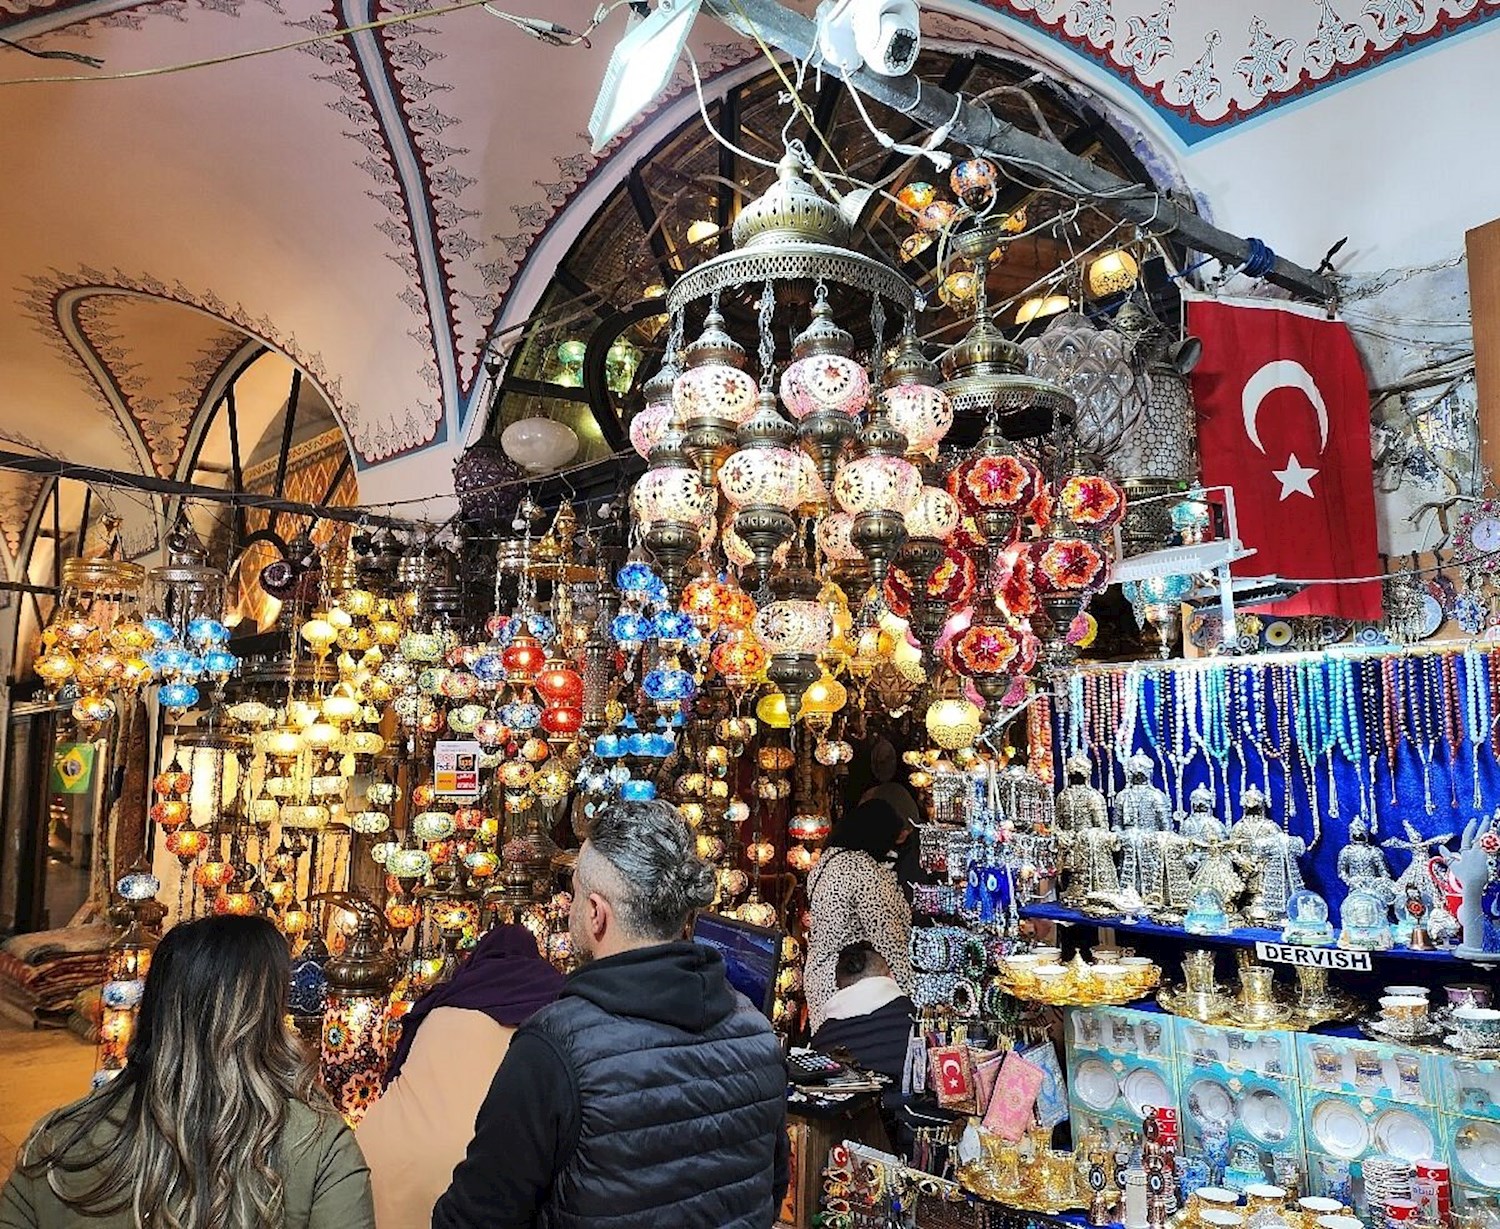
top-left (626, 147), bottom-right (1123, 727)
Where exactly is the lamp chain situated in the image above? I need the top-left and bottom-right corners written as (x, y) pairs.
top-left (757, 280), bottom-right (776, 387)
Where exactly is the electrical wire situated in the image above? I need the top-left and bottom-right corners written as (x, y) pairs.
top-left (0, 0), bottom-right (599, 85)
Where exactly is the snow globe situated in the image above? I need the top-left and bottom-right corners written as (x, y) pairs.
top-left (1282, 889), bottom-right (1335, 945)
top-left (1338, 887), bottom-right (1393, 950)
top-left (1185, 888), bottom-right (1230, 936)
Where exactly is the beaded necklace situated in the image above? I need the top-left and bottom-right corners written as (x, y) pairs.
top-left (1245, 668), bottom-right (1274, 796)
top-left (1382, 656), bottom-right (1404, 805)
top-left (1231, 667), bottom-right (1250, 800)
top-left (1067, 671), bottom-right (1086, 758)
top-left (1489, 648), bottom-right (1500, 763)
top-left (1465, 647), bottom-right (1491, 812)
top-left (1168, 669), bottom-right (1196, 811)
top-left (1442, 652), bottom-right (1462, 811)
top-left (1303, 660), bottom-right (1333, 846)
top-left (1266, 665), bottom-right (1296, 822)
top-left (1331, 656), bottom-right (1368, 823)
top-left (1355, 659), bottom-right (1381, 832)
top-left (1409, 656), bottom-right (1438, 815)
top-left (1139, 668), bottom-right (1170, 785)
top-left (1116, 666), bottom-right (1142, 770)
top-left (1199, 665), bottom-right (1233, 806)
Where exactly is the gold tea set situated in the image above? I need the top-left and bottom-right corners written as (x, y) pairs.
top-left (1168, 1184), bottom-right (1353, 1229)
top-left (957, 1123), bottom-right (1098, 1213)
top-left (995, 947), bottom-right (1161, 1006)
top-left (1156, 951), bottom-right (1359, 1030)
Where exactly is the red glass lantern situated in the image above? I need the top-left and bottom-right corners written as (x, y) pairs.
top-left (884, 548), bottom-right (977, 617)
top-left (153, 770), bottom-right (191, 797)
top-left (947, 623), bottom-right (1024, 677)
top-left (165, 828), bottom-right (206, 864)
top-left (950, 514), bottom-right (985, 551)
top-left (715, 586), bottom-right (758, 632)
top-left (534, 660), bottom-right (584, 706)
top-left (1029, 536), bottom-right (1109, 594)
top-left (996, 543), bottom-right (1037, 618)
top-left (788, 812), bottom-right (832, 842)
top-left (149, 799), bottom-right (189, 830)
top-left (711, 632), bottom-right (768, 684)
top-left (680, 576), bottom-right (726, 629)
top-left (928, 549), bottom-right (977, 607)
top-left (453, 805), bottom-right (485, 832)
top-left (540, 705), bottom-right (582, 738)
top-left (194, 860), bottom-right (235, 889)
top-left (1057, 474), bottom-right (1126, 533)
top-left (500, 632), bottom-right (545, 684)
top-left (951, 452), bottom-right (1039, 513)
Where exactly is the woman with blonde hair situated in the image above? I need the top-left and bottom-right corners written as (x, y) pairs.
top-left (0, 914), bottom-right (374, 1229)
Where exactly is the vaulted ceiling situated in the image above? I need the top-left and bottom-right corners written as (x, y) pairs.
top-left (1, 0), bottom-right (1492, 581)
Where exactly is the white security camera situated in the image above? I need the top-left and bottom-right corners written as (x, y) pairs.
top-left (815, 0), bottom-right (921, 77)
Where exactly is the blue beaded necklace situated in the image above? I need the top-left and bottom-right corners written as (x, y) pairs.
top-left (1199, 665), bottom-right (1233, 805)
top-left (1465, 647), bottom-right (1491, 813)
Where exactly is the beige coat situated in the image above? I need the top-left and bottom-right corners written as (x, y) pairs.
top-left (356, 1006), bottom-right (514, 1229)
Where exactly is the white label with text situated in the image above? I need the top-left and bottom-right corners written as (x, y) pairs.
top-left (1253, 942), bottom-right (1371, 971)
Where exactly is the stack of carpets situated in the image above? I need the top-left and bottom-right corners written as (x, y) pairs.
top-left (0, 925), bottom-right (111, 1027)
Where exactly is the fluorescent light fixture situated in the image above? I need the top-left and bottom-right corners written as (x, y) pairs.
top-left (588, 0), bottom-right (702, 153)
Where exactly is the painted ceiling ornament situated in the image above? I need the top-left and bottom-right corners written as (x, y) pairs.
top-left (1173, 29), bottom-right (1225, 111)
top-left (1236, 16), bottom-right (1298, 98)
top-left (1061, 0), bottom-right (1116, 46)
top-left (1364, 0), bottom-right (1425, 43)
top-left (1120, 0), bottom-right (1175, 72)
top-left (1306, 0), bottom-right (1369, 73)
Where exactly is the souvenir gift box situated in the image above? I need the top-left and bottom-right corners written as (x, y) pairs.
top-left (1069, 1005), bottom-right (1175, 1062)
top-left (1179, 1066), bottom-right (1305, 1163)
top-left (1067, 1006), bottom-right (1179, 1141)
top-left (1303, 1090), bottom-right (1443, 1174)
top-left (1174, 1019), bottom-right (1297, 1082)
top-left (1451, 1056), bottom-right (1500, 1124)
top-left (1295, 1033), bottom-right (1439, 1106)
top-left (1440, 1113), bottom-right (1500, 1195)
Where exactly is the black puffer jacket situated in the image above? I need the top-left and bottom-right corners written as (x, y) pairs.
top-left (433, 941), bottom-right (789, 1229)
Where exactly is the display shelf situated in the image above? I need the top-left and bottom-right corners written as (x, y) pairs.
top-left (1020, 902), bottom-right (1484, 966)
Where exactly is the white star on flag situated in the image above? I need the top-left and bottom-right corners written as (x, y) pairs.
top-left (1272, 452), bottom-right (1319, 500)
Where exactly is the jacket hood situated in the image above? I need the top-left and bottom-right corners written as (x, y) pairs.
top-left (562, 940), bottom-right (738, 1033)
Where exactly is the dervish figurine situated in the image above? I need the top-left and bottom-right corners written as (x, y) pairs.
top-left (1114, 752), bottom-right (1172, 907)
top-left (1383, 821), bottom-right (1456, 943)
top-left (1231, 785), bottom-right (1305, 926)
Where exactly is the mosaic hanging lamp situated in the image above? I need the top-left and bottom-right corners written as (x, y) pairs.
top-left (1020, 310), bottom-right (1142, 464)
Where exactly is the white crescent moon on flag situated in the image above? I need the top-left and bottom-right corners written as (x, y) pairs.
top-left (1240, 359), bottom-right (1330, 455)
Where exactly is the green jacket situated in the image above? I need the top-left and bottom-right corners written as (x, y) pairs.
top-left (0, 1098), bottom-right (374, 1229)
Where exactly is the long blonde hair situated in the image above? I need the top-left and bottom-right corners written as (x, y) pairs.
top-left (21, 914), bottom-right (328, 1228)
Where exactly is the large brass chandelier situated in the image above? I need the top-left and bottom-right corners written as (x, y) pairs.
top-left (626, 142), bottom-right (1122, 728)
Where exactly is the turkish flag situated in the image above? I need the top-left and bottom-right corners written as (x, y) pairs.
top-left (1187, 295), bottom-right (1382, 620)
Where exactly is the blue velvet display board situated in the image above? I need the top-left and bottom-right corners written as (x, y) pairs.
top-left (1051, 651), bottom-right (1497, 920)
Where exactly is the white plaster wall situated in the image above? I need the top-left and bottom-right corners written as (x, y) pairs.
top-left (1180, 24), bottom-right (1500, 274)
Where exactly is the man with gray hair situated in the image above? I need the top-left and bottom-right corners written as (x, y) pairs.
top-left (433, 799), bottom-right (790, 1228)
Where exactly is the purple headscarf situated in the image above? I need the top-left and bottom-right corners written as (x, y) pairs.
top-left (383, 923), bottom-right (564, 1086)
